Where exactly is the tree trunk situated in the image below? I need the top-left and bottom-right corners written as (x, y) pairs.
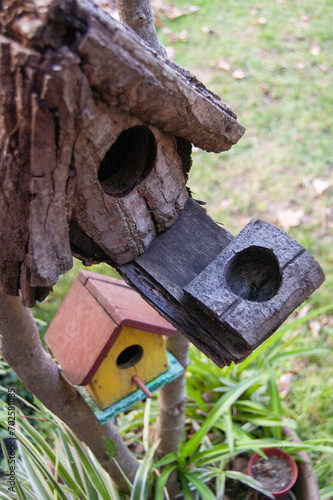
top-left (155, 332), bottom-right (189, 498)
top-left (155, 331), bottom-right (189, 457)
top-left (0, 292), bottom-right (138, 492)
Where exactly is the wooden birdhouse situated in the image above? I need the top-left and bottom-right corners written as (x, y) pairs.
top-left (45, 270), bottom-right (183, 422)
top-left (0, 0), bottom-right (324, 376)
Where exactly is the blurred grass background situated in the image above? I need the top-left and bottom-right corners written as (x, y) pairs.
top-left (153, 0), bottom-right (333, 488)
top-left (30, 0), bottom-right (332, 491)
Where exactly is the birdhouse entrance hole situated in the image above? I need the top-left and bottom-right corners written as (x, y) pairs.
top-left (98, 126), bottom-right (157, 197)
top-left (225, 246), bottom-right (281, 302)
top-left (116, 344), bottom-right (144, 369)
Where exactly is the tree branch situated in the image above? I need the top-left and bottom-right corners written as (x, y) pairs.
top-left (0, 292), bottom-right (138, 492)
top-left (114, 0), bottom-right (166, 57)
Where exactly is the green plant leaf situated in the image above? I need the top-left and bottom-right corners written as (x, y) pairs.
top-left (155, 464), bottom-right (177, 500)
top-left (238, 304), bottom-right (333, 372)
top-left (267, 366), bottom-right (283, 438)
top-left (17, 412), bottom-right (85, 496)
top-left (104, 438), bottom-right (116, 461)
top-left (17, 441), bottom-right (56, 499)
top-left (154, 453), bottom-right (178, 468)
top-left (225, 470), bottom-right (275, 499)
top-left (181, 373), bottom-right (266, 460)
top-left (183, 472), bottom-right (216, 500)
top-left (215, 470), bottom-right (226, 500)
top-left (319, 485), bottom-right (333, 499)
top-left (15, 481), bottom-right (29, 500)
top-left (130, 440), bottom-right (159, 500)
top-left (186, 385), bottom-right (208, 412)
top-left (179, 473), bottom-right (194, 500)
top-left (62, 426), bottom-right (115, 500)
top-left (273, 348), bottom-right (329, 361)
top-left (222, 408), bottom-right (234, 454)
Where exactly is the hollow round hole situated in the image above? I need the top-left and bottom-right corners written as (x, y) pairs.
top-left (98, 126), bottom-right (157, 197)
top-left (116, 344), bottom-right (143, 370)
top-left (225, 246), bottom-right (282, 302)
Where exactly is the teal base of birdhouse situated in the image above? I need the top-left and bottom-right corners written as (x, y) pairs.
top-left (78, 351), bottom-right (184, 424)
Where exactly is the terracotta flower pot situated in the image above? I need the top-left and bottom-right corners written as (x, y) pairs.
top-left (247, 448), bottom-right (298, 500)
top-left (281, 426), bottom-right (320, 500)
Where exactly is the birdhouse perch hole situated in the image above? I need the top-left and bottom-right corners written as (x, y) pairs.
top-left (225, 246), bottom-right (282, 302)
top-left (98, 126), bottom-right (157, 197)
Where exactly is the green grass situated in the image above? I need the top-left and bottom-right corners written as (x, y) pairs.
top-left (154, 0), bottom-right (333, 490)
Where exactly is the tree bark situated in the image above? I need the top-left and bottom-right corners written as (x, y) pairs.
top-left (155, 332), bottom-right (189, 458)
top-left (0, 292), bottom-right (138, 492)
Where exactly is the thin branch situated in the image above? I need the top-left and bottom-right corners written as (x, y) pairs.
top-left (114, 0), bottom-right (166, 57)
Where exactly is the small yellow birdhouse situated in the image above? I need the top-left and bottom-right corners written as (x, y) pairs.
top-left (45, 271), bottom-right (183, 422)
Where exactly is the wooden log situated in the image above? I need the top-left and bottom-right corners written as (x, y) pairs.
top-left (2, 0), bottom-right (245, 152)
top-left (0, 0), bottom-right (244, 305)
top-left (119, 199), bottom-right (325, 367)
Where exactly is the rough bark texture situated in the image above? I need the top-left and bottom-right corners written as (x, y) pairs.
top-left (0, 291), bottom-right (138, 491)
top-left (0, 0), bottom-right (245, 307)
top-left (155, 331), bottom-right (189, 458)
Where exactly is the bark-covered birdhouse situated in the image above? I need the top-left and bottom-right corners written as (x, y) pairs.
top-left (45, 270), bottom-right (183, 422)
top-left (0, 0), bottom-right (324, 376)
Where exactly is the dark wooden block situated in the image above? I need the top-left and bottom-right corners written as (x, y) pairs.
top-left (119, 200), bottom-right (324, 367)
top-left (184, 220), bottom-right (325, 350)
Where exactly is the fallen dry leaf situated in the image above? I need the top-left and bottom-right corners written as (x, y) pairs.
top-left (290, 357), bottom-right (307, 373)
top-left (277, 373), bottom-right (293, 398)
top-left (277, 207), bottom-right (304, 231)
top-left (238, 214), bottom-right (251, 226)
top-left (309, 319), bottom-right (321, 338)
top-left (202, 26), bottom-right (214, 35)
top-left (168, 29), bottom-right (188, 43)
top-left (313, 178), bottom-right (332, 196)
top-left (94, 0), bottom-right (119, 18)
top-left (310, 45), bottom-right (321, 56)
top-left (163, 4), bottom-right (199, 20)
top-left (296, 304), bottom-right (311, 319)
top-left (165, 46), bottom-right (176, 60)
top-left (220, 198), bottom-right (231, 208)
top-left (318, 63), bottom-right (329, 73)
top-left (232, 69), bottom-right (247, 80)
top-left (218, 57), bottom-right (231, 71)
top-left (178, 29), bottom-right (188, 42)
top-left (252, 17), bottom-right (267, 25)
